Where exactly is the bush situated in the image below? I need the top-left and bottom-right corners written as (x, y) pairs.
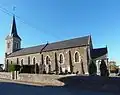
top-left (100, 60), bottom-right (109, 76)
top-left (8, 64), bottom-right (15, 72)
top-left (88, 60), bottom-right (97, 75)
top-left (8, 64), bottom-right (21, 72)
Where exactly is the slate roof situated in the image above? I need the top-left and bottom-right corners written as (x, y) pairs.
top-left (7, 35), bottom-right (90, 57)
top-left (91, 47), bottom-right (108, 59)
top-left (11, 16), bottom-right (21, 40)
top-left (6, 16), bottom-right (21, 40)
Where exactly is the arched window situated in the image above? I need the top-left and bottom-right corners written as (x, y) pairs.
top-left (17, 58), bottom-right (19, 64)
top-left (21, 59), bottom-right (23, 66)
top-left (46, 56), bottom-right (50, 65)
top-left (75, 52), bottom-right (80, 62)
top-left (46, 56), bottom-right (51, 73)
top-left (59, 54), bottom-right (64, 64)
top-left (33, 57), bottom-right (36, 65)
top-left (28, 56), bottom-right (30, 65)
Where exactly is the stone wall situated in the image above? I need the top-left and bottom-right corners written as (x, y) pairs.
top-left (0, 72), bottom-right (11, 80)
top-left (0, 72), bottom-right (76, 85)
top-left (6, 46), bottom-right (89, 74)
top-left (17, 73), bottom-right (72, 85)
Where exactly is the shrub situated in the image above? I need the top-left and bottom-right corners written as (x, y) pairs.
top-left (8, 64), bottom-right (15, 72)
top-left (88, 60), bottom-right (97, 75)
top-left (100, 60), bottom-right (109, 76)
top-left (8, 64), bottom-right (21, 72)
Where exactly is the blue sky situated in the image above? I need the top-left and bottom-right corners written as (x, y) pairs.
top-left (0, 0), bottom-right (120, 65)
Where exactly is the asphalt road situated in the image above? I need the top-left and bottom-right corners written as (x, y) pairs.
top-left (0, 79), bottom-right (116, 95)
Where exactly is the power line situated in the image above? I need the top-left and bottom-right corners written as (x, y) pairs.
top-left (0, 5), bottom-right (13, 16)
top-left (0, 4), bottom-right (61, 41)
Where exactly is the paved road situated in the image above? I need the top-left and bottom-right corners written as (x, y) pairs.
top-left (0, 79), bottom-right (116, 95)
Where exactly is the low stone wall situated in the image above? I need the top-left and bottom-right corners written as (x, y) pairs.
top-left (0, 72), bottom-right (11, 80)
top-left (0, 72), bottom-right (76, 86)
top-left (17, 74), bottom-right (72, 86)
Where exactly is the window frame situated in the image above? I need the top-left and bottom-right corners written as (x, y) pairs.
top-left (33, 57), bottom-right (36, 65)
top-left (21, 59), bottom-right (23, 66)
top-left (59, 53), bottom-right (64, 64)
top-left (74, 51), bottom-right (81, 63)
top-left (45, 55), bottom-right (51, 65)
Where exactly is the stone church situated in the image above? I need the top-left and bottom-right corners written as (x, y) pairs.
top-left (4, 16), bottom-right (108, 75)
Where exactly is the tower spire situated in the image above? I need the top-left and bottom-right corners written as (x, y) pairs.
top-left (5, 8), bottom-right (21, 55)
top-left (10, 15), bottom-right (21, 40)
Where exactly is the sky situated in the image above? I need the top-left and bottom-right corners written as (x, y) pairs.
top-left (0, 0), bottom-right (120, 65)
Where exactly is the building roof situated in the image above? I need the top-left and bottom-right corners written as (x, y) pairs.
top-left (91, 47), bottom-right (108, 59)
top-left (7, 35), bottom-right (90, 57)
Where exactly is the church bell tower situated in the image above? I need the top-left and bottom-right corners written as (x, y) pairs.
top-left (5, 16), bottom-right (21, 55)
